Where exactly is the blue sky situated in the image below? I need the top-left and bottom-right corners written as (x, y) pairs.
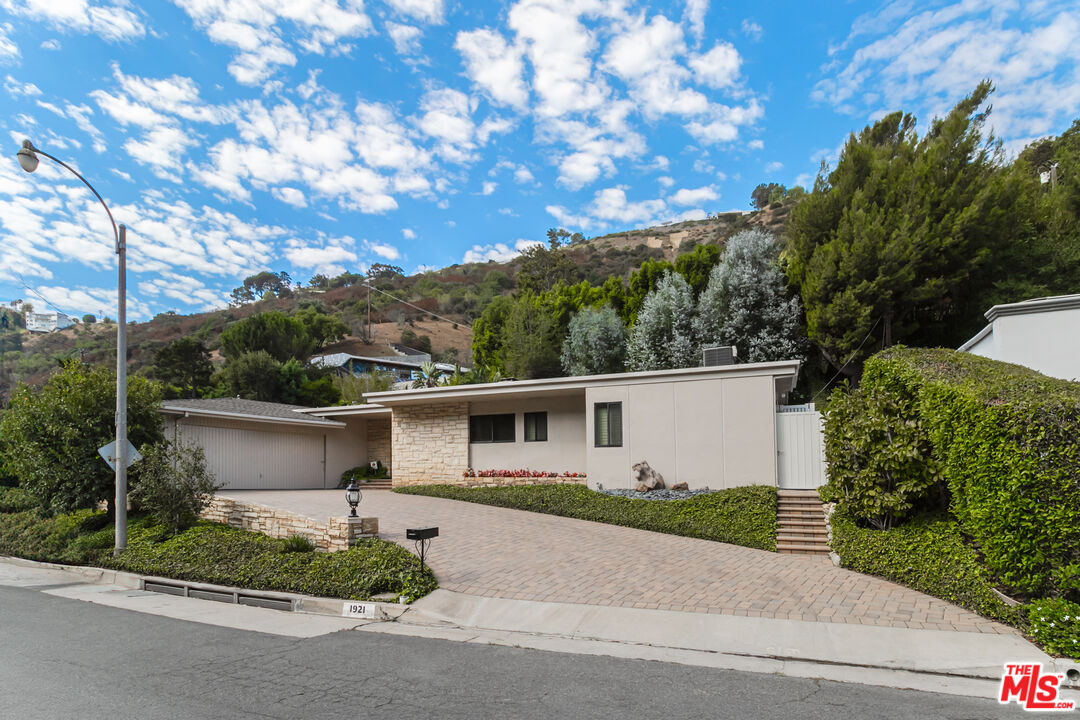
top-left (1, 0), bottom-right (1078, 320)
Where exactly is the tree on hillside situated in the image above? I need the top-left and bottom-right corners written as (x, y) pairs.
top-left (471, 295), bottom-right (515, 371)
top-left (0, 361), bottom-right (162, 515)
top-left (672, 243), bottom-right (722, 298)
top-left (546, 227), bottom-right (585, 246)
top-left (219, 350), bottom-right (283, 402)
top-left (515, 238), bottom-right (575, 295)
top-left (294, 304), bottom-right (348, 350)
top-left (500, 297), bottom-right (562, 379)
top-left (696, 229), bottom-right (805, 363)
top-left (229, 271), bottom-right (293, 305)
top-left (786, 81), bottom-right (1026, 375)
top-left (367, 264), bottom-right (404, 281)
top-left (751, 182), bottom-right (785, 210)
top-left (308, 274), bottom-right (330, 289)
top-left (154, 337), bottom-right (214, 399)
top-left (561, 306), bottom-right (627, 376)
top-left (621, 258), bottom-right (674, 325)
top-left (219, 311), bottom-right (314, 363)
top-left (82, 314), bottom-right (96, 324)
top-left (626, 272), bottom-right (698, 371)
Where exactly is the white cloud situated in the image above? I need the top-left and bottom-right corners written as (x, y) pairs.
top-left (513, 166), bottom-right (535, 184)
top-left (657, 175), bottom-right (674, 187)
top-left (4, 74), bottom-right (40, 97)
top-left (604, 15), bottom-right (708, 118)
top-left (455, 28), bottom-right (529, 109)
top-left (814, 3), bottom-right (1080, 142)
top-left (747, 139), bottom-right (764, 150)
top-left (283, 236), bottom-right (358, 276)
top-left (685, 0), bottom-right (709, 41)
top-left (498, 207), bottom-right (518, 216)
top-left (110, 168), bottom-right (133, 182)
top-left (124, 125), bottom-right (196, 179)
top-left (1, 1), bottom-right (145, 42)
top-left (765, 160), bottom-right (783, 173)
top-left (272, 186), bottom-right (307, 208)
top-left (385, 0), bottom-right (443, 24)
top-left (413, 263), bottom-right (437, 273)
top-left (548, 185), bottom-right (668, 229)
top-left (741, 19), bottom-right (762, 41)
top-left (368, 241), bottom-right (401, 260)
top-left (138, 272), bottom-right (228, 312)
top-left (35, 285), bottom-right (152, 319)
top-left (481, 180), bottom-right (496, 195)
top-left (416, 87), bottom-right (479, 163)
top-left (401, 228), bottom-right (417, 239)
top-left (462, 238), bottom-right (542, 264)
top-left (689, 42), bottom-right (741, 89)
top-left (387, 22), bottom-right (422, 55)
top-left (0, 23), bottom-right (19, 60)
top-left (40, 38), bottom-right (61, 50)
top-left (172, 0), bottom-right (373, 85)
top-left (670, 184), bottom-right (719, 206)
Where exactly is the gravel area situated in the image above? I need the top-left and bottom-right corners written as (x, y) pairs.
top-left (597, 488), bottom-right (719, 501)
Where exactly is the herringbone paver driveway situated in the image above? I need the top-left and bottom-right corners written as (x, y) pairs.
top-left (227, 489), bottom-right (1015, 635)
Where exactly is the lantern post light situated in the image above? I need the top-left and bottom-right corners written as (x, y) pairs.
top-left (16, 139), bottom-right (130, 557)
top-left (345, 480), bottom-right (361, 517)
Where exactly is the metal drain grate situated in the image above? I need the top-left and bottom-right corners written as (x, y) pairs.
top-left (142, 579), bottom-right (296, 611)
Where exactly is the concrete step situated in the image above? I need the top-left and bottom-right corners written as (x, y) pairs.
top-left (777, 499), bottom-right (824, 508)
top-left (777, 541), bottom-right (831, 554)
top-left (777, 490), bottom-right (822, 498)
top-left (777, 512), bottom-right (824, 521)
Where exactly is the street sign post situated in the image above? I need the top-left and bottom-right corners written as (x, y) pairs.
top-left (97, 439), bottom-right (142, 472)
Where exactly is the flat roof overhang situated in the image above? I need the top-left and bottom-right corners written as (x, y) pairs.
top-left (160, 406), bottom-right (347, 429)
top-left (359, 360), bottom-right (801, 407)
top-left (299, 403), bottom-right (392, 419)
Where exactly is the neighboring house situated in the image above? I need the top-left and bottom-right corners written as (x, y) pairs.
top-left (959, 294), bottom-right (1080, 381)
top-left (310, 351), bottom-right (460, 383)
top-left (25, 312), bottom-right (74, 333)
top-left (165, 360), bottom-right (812, 492)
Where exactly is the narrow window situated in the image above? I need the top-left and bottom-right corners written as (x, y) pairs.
top-left (470, 414), bottom-right (515, 443)
top-left (594, 402), bottom-right (623, 447)
top-left (524, 412), bottom-right (548, 442)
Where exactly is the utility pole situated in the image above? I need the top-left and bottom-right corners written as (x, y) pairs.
top-left (115, 224), bottom-right (128, 556)
top-left (366, 283), bottom-right (372, 343)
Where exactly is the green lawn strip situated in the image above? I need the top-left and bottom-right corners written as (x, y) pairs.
top-left (394, 484), bottom-right (778, 552)
top-left (0, 502), bottom-right (436, 602)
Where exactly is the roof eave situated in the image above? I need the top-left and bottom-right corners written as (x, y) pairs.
top-left (160, 406), bottom-right (347, 428)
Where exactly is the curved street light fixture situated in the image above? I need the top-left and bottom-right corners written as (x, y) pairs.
top-left (16, 139), bottom-right (130, 556)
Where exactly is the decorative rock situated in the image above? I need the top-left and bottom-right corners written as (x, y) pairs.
top-left (635, 483), bottom-right (650, 492)
top-left (631, 460), bottom-right (665, 490)
top-left (670, 482), bottom-right (689, 491)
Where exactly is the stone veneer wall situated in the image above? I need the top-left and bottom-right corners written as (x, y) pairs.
top-left (366, 418), bottom-right (393, 474)
top-left (391, 402), bottom-right (469, 487)
top-left (201, 496), bottom-right (375, 551)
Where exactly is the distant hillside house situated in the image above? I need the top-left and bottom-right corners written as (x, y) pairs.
top-left (26, 311), bottom-right (75, 333)
top-left (959, 294), bottom-right (1080, 381)
top-left (310, 351), bottom-right (461, 383)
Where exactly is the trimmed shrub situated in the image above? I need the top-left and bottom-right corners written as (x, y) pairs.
top-left (0, 487), bottom-right (38, 514)
top-left (130, 441), bottom-right (221, 534)
top-left (338, 462), bottom-right (389, 488)
top-left (823, 347), bottom-right (1080, 599)
top-left (395, 484), bottom-right (778, 551)
top-left (828, 508), bottom-right (1022, 625)
top-left (1026, 598), bottom-right (1080, 660)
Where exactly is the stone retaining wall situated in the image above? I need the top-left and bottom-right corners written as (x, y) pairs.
top-left (202, 496), bottom-right (376, 551)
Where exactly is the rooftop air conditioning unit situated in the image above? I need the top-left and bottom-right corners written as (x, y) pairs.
top-left (702, 345), bottom-right (737, 367)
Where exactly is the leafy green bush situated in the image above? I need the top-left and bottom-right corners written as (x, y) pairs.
top-left (1026, 598), bottom-right (1080, 660)
top-left (828, 507), bottom-right (1022, 626)
top-left (281, 534), bottom-right (315, 553)
top-left (130, 441), bottom-right (221, 534)
top-left (395, 484), bottom-right (778, 551)
top-left (0, 487), bottom-right (38, 514)
top-left (823, 347), bottom-right (1080, 599)
top-left (0, 508), bottom-right (110, 564)
top-left (338, 462), bottom-right (389, 488)
top-left (822, 378), bottom-right (943, 529)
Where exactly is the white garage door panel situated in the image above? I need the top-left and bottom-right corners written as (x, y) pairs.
top-left (180, 425), bottom-right (326, 490)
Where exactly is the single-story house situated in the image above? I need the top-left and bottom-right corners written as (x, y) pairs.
top-left (959, 294), bottom-right (1080, 381)
top-left (310, 351), bottom-right (460, 383)
top-left (163, 359), bottom-right (807, 492)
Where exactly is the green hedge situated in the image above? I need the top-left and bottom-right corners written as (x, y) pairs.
top-left (0, 509), bottom-right (436, 602)
top-left (824, 347), bottom-right (1080, 599)
top-left (827, 507), bottom-right (1022, 626)
top-left (1026, 598), bottom-right (1080, 660)
top-left (0, 487), bottom-right (38, 514)
top-left (395, 484), bottom-right (778, 551)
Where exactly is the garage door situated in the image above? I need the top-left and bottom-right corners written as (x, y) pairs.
top-left (179, 424), bottom-right (327, 490)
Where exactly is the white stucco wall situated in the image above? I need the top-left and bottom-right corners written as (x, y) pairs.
top-left (584, 374), bottom-right (778, 491)
top-left (967, 308), bottom-right (1080, 381)
top-left (467, 395), bottom-right (586, 473)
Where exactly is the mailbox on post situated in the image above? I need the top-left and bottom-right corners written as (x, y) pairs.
top-left (406, 527), bottom-right (438, 570)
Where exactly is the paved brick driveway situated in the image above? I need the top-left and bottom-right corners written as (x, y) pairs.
top-left (226, 489), bottom-right (1015, 635)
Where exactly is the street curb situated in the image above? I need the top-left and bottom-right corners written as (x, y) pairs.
top-left (0, 555), bottom-right (408, 620)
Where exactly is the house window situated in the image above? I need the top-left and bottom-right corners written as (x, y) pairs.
top-left (470, 414), bottom-right (515, 443)
top-left (524, 412), bottom-right (548, 442)
top-left (594, 402), bottom-right (623, 447)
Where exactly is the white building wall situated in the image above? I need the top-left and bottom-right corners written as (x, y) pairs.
top-left (968, 308), bottom-right (1080, 381)
top-left (467, 395), bottom-right (586, 473)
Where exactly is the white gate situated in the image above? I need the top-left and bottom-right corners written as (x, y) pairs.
top-left (776, 405), bottom-right (827, 489)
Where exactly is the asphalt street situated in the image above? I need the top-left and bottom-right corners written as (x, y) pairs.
top-left (0, 585), bottom-right (1026, 720)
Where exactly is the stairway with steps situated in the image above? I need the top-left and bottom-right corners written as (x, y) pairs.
top-left (354, 478), bottom-right (393, 491)
top-left (776, 489), bottom-right (830, 555)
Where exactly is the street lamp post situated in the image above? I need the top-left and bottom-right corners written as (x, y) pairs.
top-left (16, 139), bottom-right (130, 556)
